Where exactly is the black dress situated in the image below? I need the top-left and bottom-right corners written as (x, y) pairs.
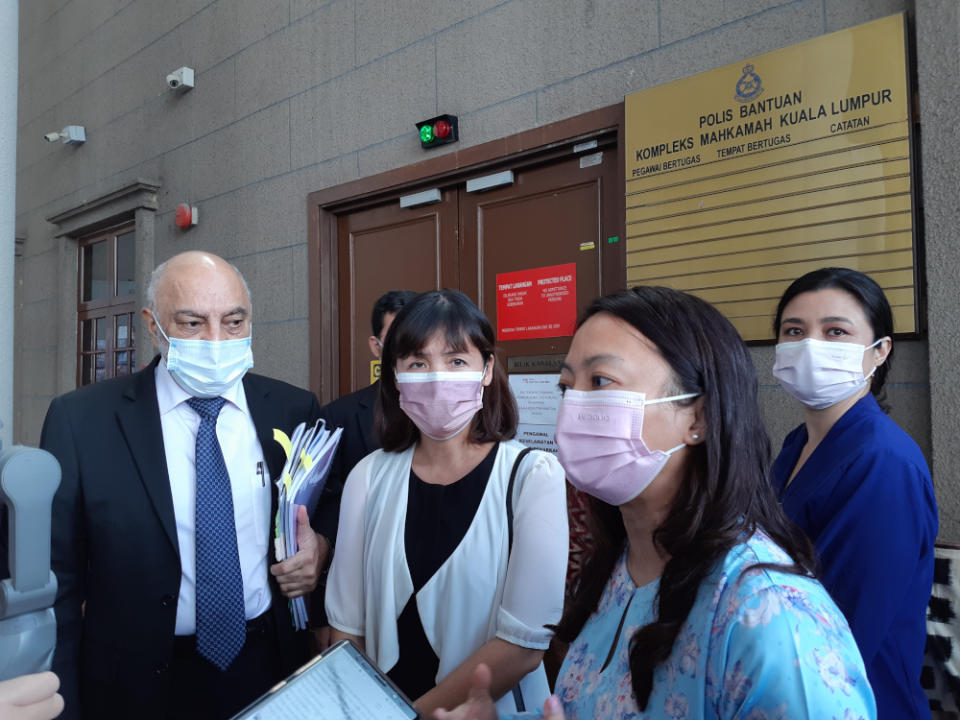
top-left (386, 443), bottom-right (499, 700)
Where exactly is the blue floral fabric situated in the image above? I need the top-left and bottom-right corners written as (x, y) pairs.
top-left (511, 531), bottom-right (876, 720)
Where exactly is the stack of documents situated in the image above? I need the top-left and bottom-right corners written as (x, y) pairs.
top-left (272, 419), bottom-right (343, 630)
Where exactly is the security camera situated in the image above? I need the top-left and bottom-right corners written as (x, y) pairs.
top-left (42, 126), bottom-right (86, 145)
top-left (166, 67), bottom-right (195, 92)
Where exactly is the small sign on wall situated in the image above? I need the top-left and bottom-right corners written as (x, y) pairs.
top-left (496, 262), bottom-right (577, 341)
top-left (509, 374), bottom-right (562, 425)
top-left (516, 424), bottom-right (559, 454)
top-left (509, 374), bottom-right (563, 455)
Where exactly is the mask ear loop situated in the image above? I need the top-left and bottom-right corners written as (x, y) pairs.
top-left (644, 392), bottom-right (700, 405)
top-left (150, 311), bottom-right (171, 344)
top-left (643, 392), bottom-right (701, 454)
top-left (150, 311), bottom-right (175, 360)
top-left (863, 338), bottom-right (885, 381)
top-left (479, 357), bottom-right (492, 407)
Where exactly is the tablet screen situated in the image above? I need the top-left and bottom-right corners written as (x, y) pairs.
top-left (232, 641), bottom-right (419, 720)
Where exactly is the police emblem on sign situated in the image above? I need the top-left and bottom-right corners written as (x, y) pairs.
top-left (735, 64), bottom-right (763, 103)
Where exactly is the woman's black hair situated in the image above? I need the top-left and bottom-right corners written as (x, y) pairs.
top-left (773, 267), bottom-right (894, 406)
top-left (553, 286), bottom-right (816, 710)
top-left (377, 289), bottom-right (518, 451)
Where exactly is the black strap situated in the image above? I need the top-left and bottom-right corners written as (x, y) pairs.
top-left (512, 686), bottom-right (526, 713)
top-left (505, 446), bottom-right (532, 712)
top-left (506, 447), bottom-right (532, 558)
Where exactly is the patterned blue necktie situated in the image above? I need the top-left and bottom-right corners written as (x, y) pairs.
top-left (188, 396), bottom-right (246, 671)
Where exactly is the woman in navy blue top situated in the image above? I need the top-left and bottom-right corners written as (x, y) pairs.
top-left (771, 267), bottom-right (937, 720)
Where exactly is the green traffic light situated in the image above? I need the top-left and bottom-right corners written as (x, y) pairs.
top-left (420, 125), bottom-right (434, 143)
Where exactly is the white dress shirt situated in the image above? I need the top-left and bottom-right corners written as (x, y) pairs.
top-left (155, 360), bottom-right (272, 635)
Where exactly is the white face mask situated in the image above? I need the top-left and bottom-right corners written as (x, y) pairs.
top-left (773, 337), bottom-right (881, 410)
top-left (152, 312), bottom-right (254, 398)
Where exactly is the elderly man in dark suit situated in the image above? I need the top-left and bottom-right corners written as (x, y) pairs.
top-left (42, 251), bottom-right (324, 720)
top-left (311, 290), bottom-right (416, 648)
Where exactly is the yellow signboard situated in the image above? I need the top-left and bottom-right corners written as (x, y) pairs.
top-left (625, 14), bottom-right (916, 340)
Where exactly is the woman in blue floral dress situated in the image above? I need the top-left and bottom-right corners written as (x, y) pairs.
top-left (435, 286), bottom-right (875, 720)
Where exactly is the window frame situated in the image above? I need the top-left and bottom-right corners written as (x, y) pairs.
top-left (76, 224), bottom-right (138, 386)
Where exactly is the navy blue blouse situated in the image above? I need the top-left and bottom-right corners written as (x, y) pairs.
top-left (773, 393), bottom-right (937, 720)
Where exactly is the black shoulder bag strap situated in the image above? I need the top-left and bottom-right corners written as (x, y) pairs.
top-left (506, 447), bottom-right (532, 556)
top-left (505, 446), bottom-right (533, 712)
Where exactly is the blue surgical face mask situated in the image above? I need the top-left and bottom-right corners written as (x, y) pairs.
top-left (152, 312), bottom-right (254, 398)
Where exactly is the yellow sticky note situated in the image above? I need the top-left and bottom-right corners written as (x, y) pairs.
top-left (300, 450), bottom-right (314, 471)
top-left (273, 428), bottom-right (292, 458)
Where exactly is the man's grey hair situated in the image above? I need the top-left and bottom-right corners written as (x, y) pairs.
top-left (145, 257), bottom-right (252, 313)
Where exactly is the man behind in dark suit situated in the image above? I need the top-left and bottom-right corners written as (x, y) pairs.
top-left (42, 251), bottom-right (325, 720)
top-left (311, 289), bottom-right (416, 648)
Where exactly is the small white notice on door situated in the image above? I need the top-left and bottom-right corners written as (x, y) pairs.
top-left (579, 151), bottom-right (602, 168)
top-left (517, 424), bottom-right (559, 454)
top-left (509, 374), bottom-right (562, 426)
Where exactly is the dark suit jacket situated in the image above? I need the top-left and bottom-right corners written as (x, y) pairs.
top-left (42, 358), bottom-right (321, 720)
top-left (312, 381), bottom-right (379, 544)
top-left (311, 382), bottom-right (379, 622)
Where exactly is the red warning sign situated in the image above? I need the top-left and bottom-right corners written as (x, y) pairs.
top-left (496, 262), bottom-right (577, 341)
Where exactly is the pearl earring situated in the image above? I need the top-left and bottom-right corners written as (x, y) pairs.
top-left (692, 433), bottom-right (700, 440)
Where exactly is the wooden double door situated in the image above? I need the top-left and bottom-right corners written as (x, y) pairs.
top-left (335, 137), bottom-right (622, 396)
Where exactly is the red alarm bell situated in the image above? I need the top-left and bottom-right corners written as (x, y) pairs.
top-left (175, 203), bottom-right (198, 229)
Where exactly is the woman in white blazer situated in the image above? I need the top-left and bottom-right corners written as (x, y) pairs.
top-left (326, 290), bottom-right (569, 718)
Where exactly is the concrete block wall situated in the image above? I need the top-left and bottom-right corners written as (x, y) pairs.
top-left (915, 0), bottom-right (960, 541)
top-left (17, 0), bottom-right (958, 537)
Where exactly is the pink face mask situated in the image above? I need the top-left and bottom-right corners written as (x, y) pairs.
top-left (396, 368), bottom-right (486, 441)
top-left (555, 388), bottom-right (698, 506)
